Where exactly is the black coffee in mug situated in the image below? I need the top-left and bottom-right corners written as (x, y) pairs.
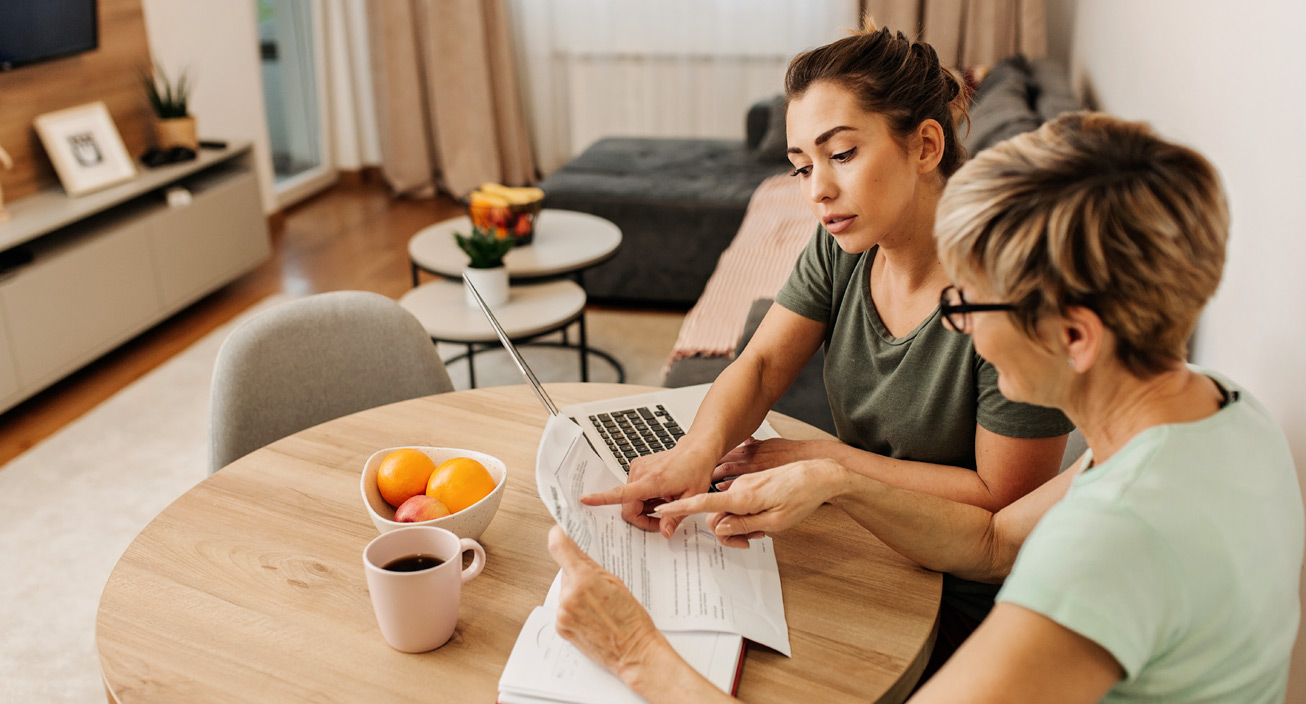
top-left (382, 554), bottom-right (445, 572)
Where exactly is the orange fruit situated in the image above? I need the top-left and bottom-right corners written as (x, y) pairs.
top-left (376, 449), bottom-right (438, 508)
top-left (426, 457), bottom-right (497, 513)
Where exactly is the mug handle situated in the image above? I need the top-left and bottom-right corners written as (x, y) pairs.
top-left (459, 538), bottom-right (486, 583)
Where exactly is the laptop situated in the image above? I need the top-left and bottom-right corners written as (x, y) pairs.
top-left (463, 274), bottom-right (775, 484)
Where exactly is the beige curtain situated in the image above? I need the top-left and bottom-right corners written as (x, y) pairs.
top-left (367, 0), bottom-right (536, 198)
top-left (861, 0), bottom-right (1047, 68)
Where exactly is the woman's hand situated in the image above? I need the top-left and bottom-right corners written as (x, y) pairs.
top-left (712, 437), bottom-right (830, 482)
top-left (582, 441), bottom-right (720, 537)
top-left (658, 459), bottom-right (848, 548)
top-left (547, 525), bottom-right (669, 680)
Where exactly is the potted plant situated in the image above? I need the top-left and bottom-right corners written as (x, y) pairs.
top-left (140, 62), bottom-right (198, 150)
top-left (455, 225), bottom-right (514, 307)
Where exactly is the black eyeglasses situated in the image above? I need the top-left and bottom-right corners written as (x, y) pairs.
top-left (939, 285), bottom-right (1017, 332)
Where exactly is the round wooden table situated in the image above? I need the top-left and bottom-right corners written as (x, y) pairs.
top-left (96, 384), bottom-right (940, 703)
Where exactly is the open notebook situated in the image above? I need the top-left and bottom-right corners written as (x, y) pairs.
top-left (498, 574), bottom-right (745, 704)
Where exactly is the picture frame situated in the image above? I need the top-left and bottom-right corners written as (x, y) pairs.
top-left (34, 101), bottom-right (137, 197)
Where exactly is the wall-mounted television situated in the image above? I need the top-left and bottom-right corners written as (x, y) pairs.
top-left (0, 1), bottom-right (99, 72)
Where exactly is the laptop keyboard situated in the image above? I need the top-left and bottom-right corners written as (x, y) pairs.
top-left (581, 405), bottom-right (685, 474)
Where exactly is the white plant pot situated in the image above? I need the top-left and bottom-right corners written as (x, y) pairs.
top-left (463, 266), bottom-right (509, 308)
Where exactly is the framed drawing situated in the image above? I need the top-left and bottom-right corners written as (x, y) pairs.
top-left (34, 102), bottom-right (137, 196)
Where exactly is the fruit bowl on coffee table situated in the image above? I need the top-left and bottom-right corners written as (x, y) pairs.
top-left (464, 183), bottom-right (544, 246)
top-left (361, 446), bottom-right (507, 540)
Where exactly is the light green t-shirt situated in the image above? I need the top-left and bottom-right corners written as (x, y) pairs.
top-left (998, 370), bottom-right (1304, 703)
top-left (775, 228), bottom-right (1074, 620)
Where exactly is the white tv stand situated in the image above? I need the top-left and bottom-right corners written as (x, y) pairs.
top-left (0, 143), bottom-right (270, 414)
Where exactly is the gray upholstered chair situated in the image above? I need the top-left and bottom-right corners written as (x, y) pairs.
top-left (208, 291), bottom-right (454, 473)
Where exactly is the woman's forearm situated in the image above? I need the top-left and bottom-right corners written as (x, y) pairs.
top-left (681, 353), bottom-right (800, 462)
top-left (657, 459), bottom-right (1022, 581)
top-left (621, 636), bottom-right (740, 703)
top-left (817, 443), bottom-right (1013, 512)
top-left (679, 307), bottom-right (827, 466)
top-left (826, 468), bottom-right (1010, 582)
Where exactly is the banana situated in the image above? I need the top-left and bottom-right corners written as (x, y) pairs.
top-left (478, 182), bottom-right (544, 205)
top-left (469, 190), bottom-right (511, 207)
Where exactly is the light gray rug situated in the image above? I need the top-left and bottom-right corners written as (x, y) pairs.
top-left (0, 295), bottom-right (684, 703)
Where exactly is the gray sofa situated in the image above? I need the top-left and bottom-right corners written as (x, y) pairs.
top-left (537, 99), bottom-right (793, 306)
top-left (662, 56), bottom-right (1080, 436)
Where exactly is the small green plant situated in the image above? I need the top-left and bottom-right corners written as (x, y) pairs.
top-left (454, 226), bottom-right (514, 269)
top-left (140, 62), bottom-right (191, 119)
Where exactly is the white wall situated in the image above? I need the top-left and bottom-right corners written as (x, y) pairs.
top-left (140, 0), bottom-right (277, 214)
top-left (1054, 0), bottom-right (1306, 696)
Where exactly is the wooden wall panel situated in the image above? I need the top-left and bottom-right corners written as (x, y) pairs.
top-left (0, 0), bottom-right (154, 203)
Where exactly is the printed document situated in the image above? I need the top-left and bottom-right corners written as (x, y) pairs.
top-left (535, 414), bottom-right (791, 655)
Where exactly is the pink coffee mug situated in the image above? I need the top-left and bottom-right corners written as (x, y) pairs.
top-left (363, 525), bottom-right (486, 653)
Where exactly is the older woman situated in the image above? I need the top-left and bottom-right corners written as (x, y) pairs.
top-left (547, 112), bottom-right (1305, 702)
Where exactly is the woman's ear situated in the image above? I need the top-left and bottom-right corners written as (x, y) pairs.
top-left (1061, 306), bottom-right (1106, 373)
top-left (914, 119), bottom-right (945, 175)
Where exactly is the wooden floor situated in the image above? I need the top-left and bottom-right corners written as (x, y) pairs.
top-left (0, 181), bottom-right (464, 467)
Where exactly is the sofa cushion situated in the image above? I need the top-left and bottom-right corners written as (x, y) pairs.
top-left (669, 174), bottom-right (812, 361)
top-left (543, 137), bottom-right (779, 204)
top-left (746, 97), bottom-right (775, 151)
top-left (963, 55), bottom-right (1041, 155)
top-left (1029, 58), bottom-right (1080, 123)
top-left (752, 95), bottom-right (790, 164)
top-left (538, 137), bottom-right (790, 304)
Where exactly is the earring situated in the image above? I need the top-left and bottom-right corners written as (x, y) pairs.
top-left (1067, 358), bottom-right (1076, 369)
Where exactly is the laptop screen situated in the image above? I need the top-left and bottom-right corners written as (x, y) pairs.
top-left (463, 273), bottom-right (561, 415)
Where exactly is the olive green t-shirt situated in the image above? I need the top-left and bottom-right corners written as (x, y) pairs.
top-left (774, 227), bottom-right (1074, 620)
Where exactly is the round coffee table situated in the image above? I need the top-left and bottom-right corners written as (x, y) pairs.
top-left (407, 210), bottom-right (625, 386)
top-left (398, 279), bottom-right (623, 388)
top-left (408, 209), bottom-right (622, 284)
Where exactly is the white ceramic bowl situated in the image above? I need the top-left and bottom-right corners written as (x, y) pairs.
top-left (361, 446), bottom-right (507, 540)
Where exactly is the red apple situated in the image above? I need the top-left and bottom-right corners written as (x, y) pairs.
top-left (394, 495), bottom-right (452, 523)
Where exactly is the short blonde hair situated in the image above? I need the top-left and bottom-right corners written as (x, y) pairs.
top-left (934, 112), bottom-right (1229, 377)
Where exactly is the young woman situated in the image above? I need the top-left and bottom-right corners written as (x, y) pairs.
top-left (554, 112), bottom-right (1304, 702)
top-left (585, 22), bottom-right (1072, 652)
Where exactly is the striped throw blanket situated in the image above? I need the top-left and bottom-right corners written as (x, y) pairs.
top-left (668, 174), bottom-right (815, 363)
